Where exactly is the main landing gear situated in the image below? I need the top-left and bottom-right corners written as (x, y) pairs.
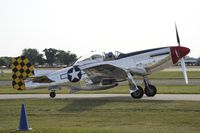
top-left (143, 76), bottom-right (157, 97)
top-left (127, 72), bottom-right (157, 99)
top-left (130, 85), bottom-right (144, 99)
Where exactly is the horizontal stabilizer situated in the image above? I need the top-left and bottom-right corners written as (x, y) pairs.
top-left (30, 76), bottom-right (54, 83)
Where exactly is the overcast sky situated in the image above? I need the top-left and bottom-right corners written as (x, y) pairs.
top-left (0, 0), bottom-right (199, 58)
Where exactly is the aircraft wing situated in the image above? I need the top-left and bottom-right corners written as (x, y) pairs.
top-left (82, 64), bottom-right (127, 84)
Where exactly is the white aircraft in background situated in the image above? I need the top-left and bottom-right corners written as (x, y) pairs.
top-left (11, 25), bottom-right (190, 99)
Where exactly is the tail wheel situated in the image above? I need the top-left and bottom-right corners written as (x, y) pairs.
top-left (50, 91), bottom-right (56, 98)
top-left (131, 86), bottom-right (144, 99)
top-left (145, 84), bottom-right (157, 97)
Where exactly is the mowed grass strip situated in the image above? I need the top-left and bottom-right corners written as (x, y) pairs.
top-left (0, 99), bottom-right (199, 133)
top-left (149, 71), bottom-right (200, 79)
top-left (0, 84), bottom-right (200, 94)
top-left (0, 73), bottom-right (11, 81)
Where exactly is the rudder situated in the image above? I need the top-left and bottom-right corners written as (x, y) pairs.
top-left (11, 56), bottom-right (34, 90)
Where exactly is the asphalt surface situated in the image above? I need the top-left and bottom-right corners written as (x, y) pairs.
top-left (0, 94), bottom-right (200, 101)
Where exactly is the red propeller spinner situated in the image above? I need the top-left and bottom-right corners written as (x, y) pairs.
top-left (170, 46), bottom-right (190, 64)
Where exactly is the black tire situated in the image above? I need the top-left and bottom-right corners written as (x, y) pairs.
top-left (50, 91), bottom-right (56, 98)
top-left (145, 84), bottom-right (157, 97)
top-left (131, 86), bottom-right (144, 99)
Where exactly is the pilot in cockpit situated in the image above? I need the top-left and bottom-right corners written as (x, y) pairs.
top-left (104, 52), bottom-right (115, 60)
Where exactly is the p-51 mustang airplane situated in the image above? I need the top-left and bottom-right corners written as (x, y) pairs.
top-left (11, 25), bottom-right (190, 99)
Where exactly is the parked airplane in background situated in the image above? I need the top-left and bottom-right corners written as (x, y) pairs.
top-left (11, 25), bottom-right (190, 99)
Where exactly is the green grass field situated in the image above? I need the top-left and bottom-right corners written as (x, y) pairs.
top-left (149, 71), bottom-right (200, 79)
top-left (0, 84), bottom-right (200, 94)
top-left (0, 99), bottom-right (200, 133)
top-left (0, 73), bottom-right (11, 81)
top-left (0, 69), bottom-right (200, 133)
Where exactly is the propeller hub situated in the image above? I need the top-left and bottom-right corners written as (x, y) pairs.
top-left (170, 46), bottom-right (190, 64)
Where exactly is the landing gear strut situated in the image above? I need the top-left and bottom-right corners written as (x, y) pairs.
top-left (143, 76), bottom-right (157, 97)
top-left (127, 72), bottom-right (144, 99)
top-left (127, 72), bottom-right (157, 99)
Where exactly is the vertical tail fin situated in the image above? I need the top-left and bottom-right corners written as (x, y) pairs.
top-left (11, 56), bottom-right (34, 90)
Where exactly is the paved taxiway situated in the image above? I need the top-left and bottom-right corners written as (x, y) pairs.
top-left (0, 94), bottom-right (200, 101)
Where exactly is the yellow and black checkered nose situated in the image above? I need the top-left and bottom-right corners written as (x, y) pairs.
top-left (11, 56), bottom-right (34, 90)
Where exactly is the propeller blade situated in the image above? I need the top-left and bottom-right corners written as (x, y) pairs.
top-left (181, 58), bottom-right (188, 84)
top-left (175, 24), bottom-right (181, 46)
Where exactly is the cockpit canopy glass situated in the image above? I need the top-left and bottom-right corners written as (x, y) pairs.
top-left (75, 51), bottom-right (103, 65)
top-left (75, 51), bottom-right (123, 65)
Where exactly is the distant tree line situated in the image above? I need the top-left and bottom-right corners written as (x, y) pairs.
top-left (0, 57), bottom-right (11, 67)
top-left (0, 48), bottom-right (77, 67)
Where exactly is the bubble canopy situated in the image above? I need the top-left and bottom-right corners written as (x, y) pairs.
top-left (75, 51), bottom-right (103, 65)
top-left (74, 51), bottom-right (122, 65)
